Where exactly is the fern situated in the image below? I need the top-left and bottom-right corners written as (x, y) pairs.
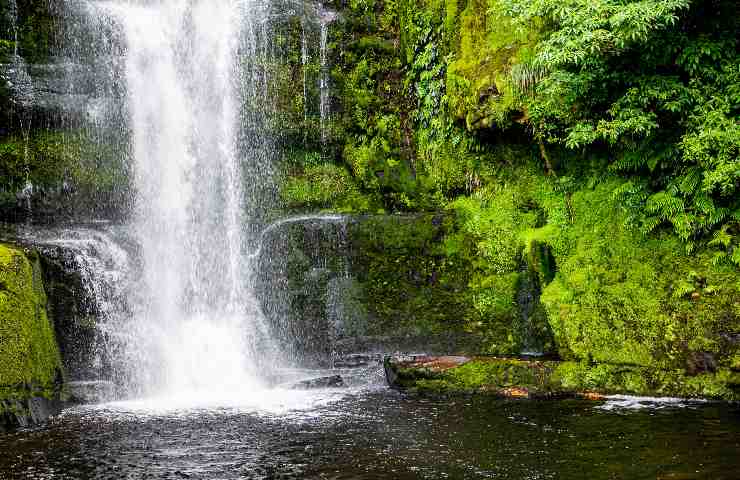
top-left (708, 225), bottom-right (733, 248)
top-left (645, 191), bottom-right (684, 217)
top-left (510, 62), bottom-right (548, 95)
top-left (711, 251), bottom-right (729, 266)
top-left (678, 167), bottom-right (701, 194)
top-left (732, 248), bottom-right (740, 267)
top-left (639, 215), bottom-right (662, 235)
top-left (671, 279), bottom-right (695, 299)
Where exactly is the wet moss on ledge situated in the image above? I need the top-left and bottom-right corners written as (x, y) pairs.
top-left (385, 356), bottom-right (740, 401)
top-left (0, 130), bottom-right (129, 222)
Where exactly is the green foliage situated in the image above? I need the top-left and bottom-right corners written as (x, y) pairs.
top-left (449, 188), bottom-right (533, 272)
top-left (498, 0), bottom-right (740, 245)
top-left (502, 0), bottom-right (690, 67)
top-left (280, 162), bottom-right (380, 213)
top-left (278, 0), bottom-right (740, 395)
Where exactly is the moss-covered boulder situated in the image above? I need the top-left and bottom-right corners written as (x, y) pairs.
top-left (522, 180), bottom-right (740, 376)
top-left (385, 355), bottom-right (740, 400)
top-left (0, 243), bottom-right (64, 430)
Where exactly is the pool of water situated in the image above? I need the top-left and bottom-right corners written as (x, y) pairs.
top-left (1, 387), bottom-right (739, 480)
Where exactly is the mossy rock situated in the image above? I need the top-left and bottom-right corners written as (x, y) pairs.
top-left (0, 243), bottom-right (63, 428)
top-left (385, 355), bottom-right (740, 400)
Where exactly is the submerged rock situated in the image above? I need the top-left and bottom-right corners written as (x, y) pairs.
top-left (1, 395), bottom-right (63, 432)
top-left (67, 380), bottom-right (116, 404)
top-left (291, 375), bottom-right (344, 389)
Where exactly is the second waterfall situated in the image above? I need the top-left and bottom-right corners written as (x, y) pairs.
top-left (86, 0), bottom-right (276, 398)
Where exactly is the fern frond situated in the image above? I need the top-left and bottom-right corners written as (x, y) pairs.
top-left (678, 167), bottom-right (701, 194)
top-left (707, 207), bottom-right (728, 227)
top-left (645, 191), bottom-right (684, 216)
top-left (611, 151), bottom-right (648, 171)
top-left (731, 248), bottom-right (740, 267)
top-left (693, 193), bottom-right (714, 214)
top-left (672, 279), bottom-right (694, 299)
top-left (711, 251), bottom-right (729, 266)
top-left (640, 215), bottom-right (662, 234)
top-left (510, 62), bottom-right (549, 95)
top-left (707, 225), bottom-right (733, 248)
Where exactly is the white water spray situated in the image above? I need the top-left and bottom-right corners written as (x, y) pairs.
top-left (85, 0), bottom-right (273, 398)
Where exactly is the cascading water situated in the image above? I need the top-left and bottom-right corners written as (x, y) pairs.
top-left (6, 0), bottom-right (18, 56)
top-left (2, 0), bottom-right (34, 217)
top-left (78, 0), bottom-right (277, 400)
top-left (301, 18), bottom-right (309, 147)
top-left (18, 225), bottom-right (133, 382)
top-left (318, 10), bottom-right (335, 147)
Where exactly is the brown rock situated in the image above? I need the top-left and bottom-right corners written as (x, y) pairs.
top-left (501, 387), bottom-right (530, 398)
top-left (395, 355), bottom-right (471, 372)
top-left (579, 391), bottom-right (606, 401)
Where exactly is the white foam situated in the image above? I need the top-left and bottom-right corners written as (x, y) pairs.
top-left (597, 394), bottom-right (707, 411)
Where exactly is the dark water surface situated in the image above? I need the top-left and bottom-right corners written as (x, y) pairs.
top-left (1, 388), bottom-right (739, 480)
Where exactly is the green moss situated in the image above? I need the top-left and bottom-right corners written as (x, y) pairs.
top-left (445, 0), bottom-right (539, 129)
top-left (531, 179), bottom-right (740, 372)
top-left (280, 162), bottom-right (381, 213)
top-left (417, 358), bottom-right (562, 395)
top-left (0, 130), bottom-right (128, 214)
top-left (391, 358), bottom-right (739, 400)
top-left (0, 244), bottom-right (62, 392)
top-left (350, 214), bottom-right (482, 336)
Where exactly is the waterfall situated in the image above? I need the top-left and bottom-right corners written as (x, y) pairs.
top-left (21, 225), bottom-right (133, 384)
top-left (2, 0), bottom-right (33, 216)
top-left (318, 11), bottom-right (335, 147)
top-left (7, 0), bottom-right (18, 57)
top-left (301, 19), bottom-right (309, 147)
top-left (78, 0), bottom-right (277, 399)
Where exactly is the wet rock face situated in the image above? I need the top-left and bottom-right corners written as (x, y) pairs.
top-left (0, 396), bottom-right (63, 432)
top-left (1, 60), bottom-right (106, 129)
top-left (35, 244), bottom-right (101, 381)
top-left (255, 214), bottom-right (492, 368)
top-left (5, 227), bottom-right (128, 384)
top-left (67, 380), bottom-right (116, 404)
top-left (256, 217), bottom-right (354, 368)
top-left (686, 351), bottom-right (717, 375)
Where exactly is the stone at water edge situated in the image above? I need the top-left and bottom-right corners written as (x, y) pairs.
top-left (383, 355), bottom-right (740, 400)
top-left (332, 353), bottom-right (383, 369)
top-left (67, 380), bottom-right (117, 404)
top-left (291, 375), bottom-right (345, 389)
top-left (384, 354), bottom-right (471, 389)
